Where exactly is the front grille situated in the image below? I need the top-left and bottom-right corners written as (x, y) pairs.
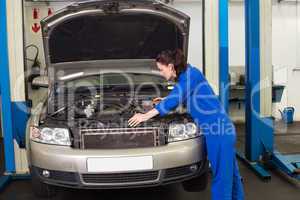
top-left (81, 171), bottom-right (159, 184)
top-left (81, 127), bottom-right (166, 149)
top-left (164, 165), bottom-right (196, 179)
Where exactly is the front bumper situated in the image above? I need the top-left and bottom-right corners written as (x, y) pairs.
top-left (29, 137), bottom-right (207, 189)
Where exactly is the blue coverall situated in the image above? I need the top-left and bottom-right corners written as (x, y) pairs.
top-left (155, 64), bottom-right (244, 200)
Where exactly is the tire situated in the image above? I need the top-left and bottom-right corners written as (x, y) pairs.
top-left (31, 169), bottom-right (57, 198)
top-left (182, 171), bottom-right (209, 192)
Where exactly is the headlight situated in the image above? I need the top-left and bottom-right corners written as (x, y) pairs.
top-left (30, 127), bottom-right (71, 146)
top-left (168, 123), bottom-right (200, 142)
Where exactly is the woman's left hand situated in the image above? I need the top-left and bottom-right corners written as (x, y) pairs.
top-left (128, 113), bottom-right (149, 127)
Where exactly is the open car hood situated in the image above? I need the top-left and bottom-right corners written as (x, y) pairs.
top-left (41, 0), bottom-right (190, 66)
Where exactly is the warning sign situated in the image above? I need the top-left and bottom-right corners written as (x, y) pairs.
top-left (32, 23), bottom-right (41, 33)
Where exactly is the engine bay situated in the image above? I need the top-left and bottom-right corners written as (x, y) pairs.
top-left (40, 75), bottom-right (193, 149)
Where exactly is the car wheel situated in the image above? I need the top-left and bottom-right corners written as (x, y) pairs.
top-left (31, 170), bottom-right (57, 198)
top-left (182, 171), bottom-right (209, 192)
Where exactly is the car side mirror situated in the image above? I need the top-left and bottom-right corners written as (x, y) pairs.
top-left (32, 76), bottom-right (49, 88)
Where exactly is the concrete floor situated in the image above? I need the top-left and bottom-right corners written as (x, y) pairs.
top-left (1, 122), bottom-right (300, 200)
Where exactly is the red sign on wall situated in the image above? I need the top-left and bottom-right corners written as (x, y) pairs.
top-left (48, 8), bottom-right (53, 16)
top-left (32, 23), bottom-right (41, 33)
top-left (33, 8), bottom-right (39, 19)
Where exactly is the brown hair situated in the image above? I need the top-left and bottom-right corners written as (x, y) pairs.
top-left (156, 49), bottom-right (187, 80)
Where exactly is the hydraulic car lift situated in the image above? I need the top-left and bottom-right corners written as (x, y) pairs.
top-left (237, 0), bottom-right (300, 181)
top-left (0, 0), bottom-right (299, 193)
top-left (0, 0), bottom-right (31, 191)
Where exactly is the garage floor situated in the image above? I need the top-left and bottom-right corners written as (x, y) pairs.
top-left (1, 122), bottom-right (300, 200)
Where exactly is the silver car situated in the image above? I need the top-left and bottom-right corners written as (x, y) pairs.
top-left (26, 0), bottom-right (208, 198)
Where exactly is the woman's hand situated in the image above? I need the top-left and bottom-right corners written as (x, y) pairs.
top-left (128, 109), bottom-right (160, 127)
top-left (152, 97), bottom-right (165, 105)
top-left (128, 113), bottom-right (149, 127)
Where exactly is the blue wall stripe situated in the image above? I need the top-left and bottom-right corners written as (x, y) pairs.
top-left (0, 0), bottom-right (16, 173)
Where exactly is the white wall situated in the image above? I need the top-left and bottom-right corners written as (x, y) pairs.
top-left (171, 1), bottom-right (203, 69)
top-left (229, 3), bottom-right (245, 67)
top-left (272, 2), bottom-right (300, 120)
top-left (7, 0), bottom-right (26, 102)
top-left (24, 2), bottom-right (75, 73)
top-left (23, 0), bottom-right (300, 121)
